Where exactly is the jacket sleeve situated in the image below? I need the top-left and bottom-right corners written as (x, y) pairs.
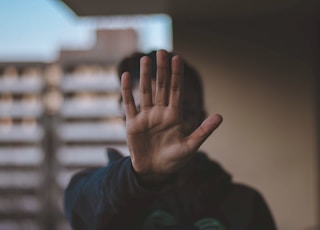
top-left (63, 156), bottom-right (158, 230)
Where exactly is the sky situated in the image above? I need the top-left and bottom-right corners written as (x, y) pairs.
top-left (0, 0), bottom-right (172, 62)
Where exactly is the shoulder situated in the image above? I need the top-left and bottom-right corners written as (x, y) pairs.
top-left (195, 153), bottom-right (276, 228)
top-left (218, 183), bottom-right (276, 229)
top-left (194, 153), bottom-right (268, 207)
top-left (226, 183), bottom-right (266, 204)
top-left (224, 183), bottom-right (274, 219)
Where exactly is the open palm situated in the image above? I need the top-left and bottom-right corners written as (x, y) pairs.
top-left (121, 50), bottom-right (222, 182)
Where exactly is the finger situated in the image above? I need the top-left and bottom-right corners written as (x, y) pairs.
top-left (169, 55), bottom-right (183, 108)
top-left (121, 72), bottom-right (137, 118)
top-left (186, 114), bottom-right (223, 152)
top-left (140, 56), bottom-right (153, 109)
top-left (155, 49), bottom-right (170, 106)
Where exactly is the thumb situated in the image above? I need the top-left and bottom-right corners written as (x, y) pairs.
top-left (186, 114), bottom-right (223, 152)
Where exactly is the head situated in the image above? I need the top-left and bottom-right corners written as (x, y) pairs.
top-left (117, 50), bottom-right (206, 135)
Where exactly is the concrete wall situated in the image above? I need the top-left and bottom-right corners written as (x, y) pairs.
top-left (173, 14), bottom-right (319, 230)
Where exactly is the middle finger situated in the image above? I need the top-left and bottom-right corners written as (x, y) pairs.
top-left (155, 50), bottom-right (170, 106)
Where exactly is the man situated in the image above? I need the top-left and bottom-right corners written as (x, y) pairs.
top-left (64, 50), bottom-right (276, 230)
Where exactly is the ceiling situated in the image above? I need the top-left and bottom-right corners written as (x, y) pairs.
top-left (61, 0), bottom-right (319, 20)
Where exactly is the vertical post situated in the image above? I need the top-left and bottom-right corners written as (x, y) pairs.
top-left (40, 65), bottom-right (63, 230)
top-left (40, 113), bottom-right (58, 230)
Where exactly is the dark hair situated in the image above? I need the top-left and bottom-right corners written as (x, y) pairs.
top-left (117, 50), bottom-right (205, 108)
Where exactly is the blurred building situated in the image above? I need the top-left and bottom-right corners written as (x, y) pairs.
top-left (0, 28), bottom-right (138, 230)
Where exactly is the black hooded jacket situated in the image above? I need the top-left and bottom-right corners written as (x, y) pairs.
top-left (64, 149), bottom-right (276, 230)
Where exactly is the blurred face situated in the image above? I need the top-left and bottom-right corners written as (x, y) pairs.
top-left (123, 77), bottom-right (204, 135)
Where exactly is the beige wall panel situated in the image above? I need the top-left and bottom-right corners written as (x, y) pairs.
top-left (173, 19), bottom-right (318, 230)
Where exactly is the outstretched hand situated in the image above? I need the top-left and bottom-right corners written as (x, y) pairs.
top-left (121, 50), bottom-right (222, 182)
